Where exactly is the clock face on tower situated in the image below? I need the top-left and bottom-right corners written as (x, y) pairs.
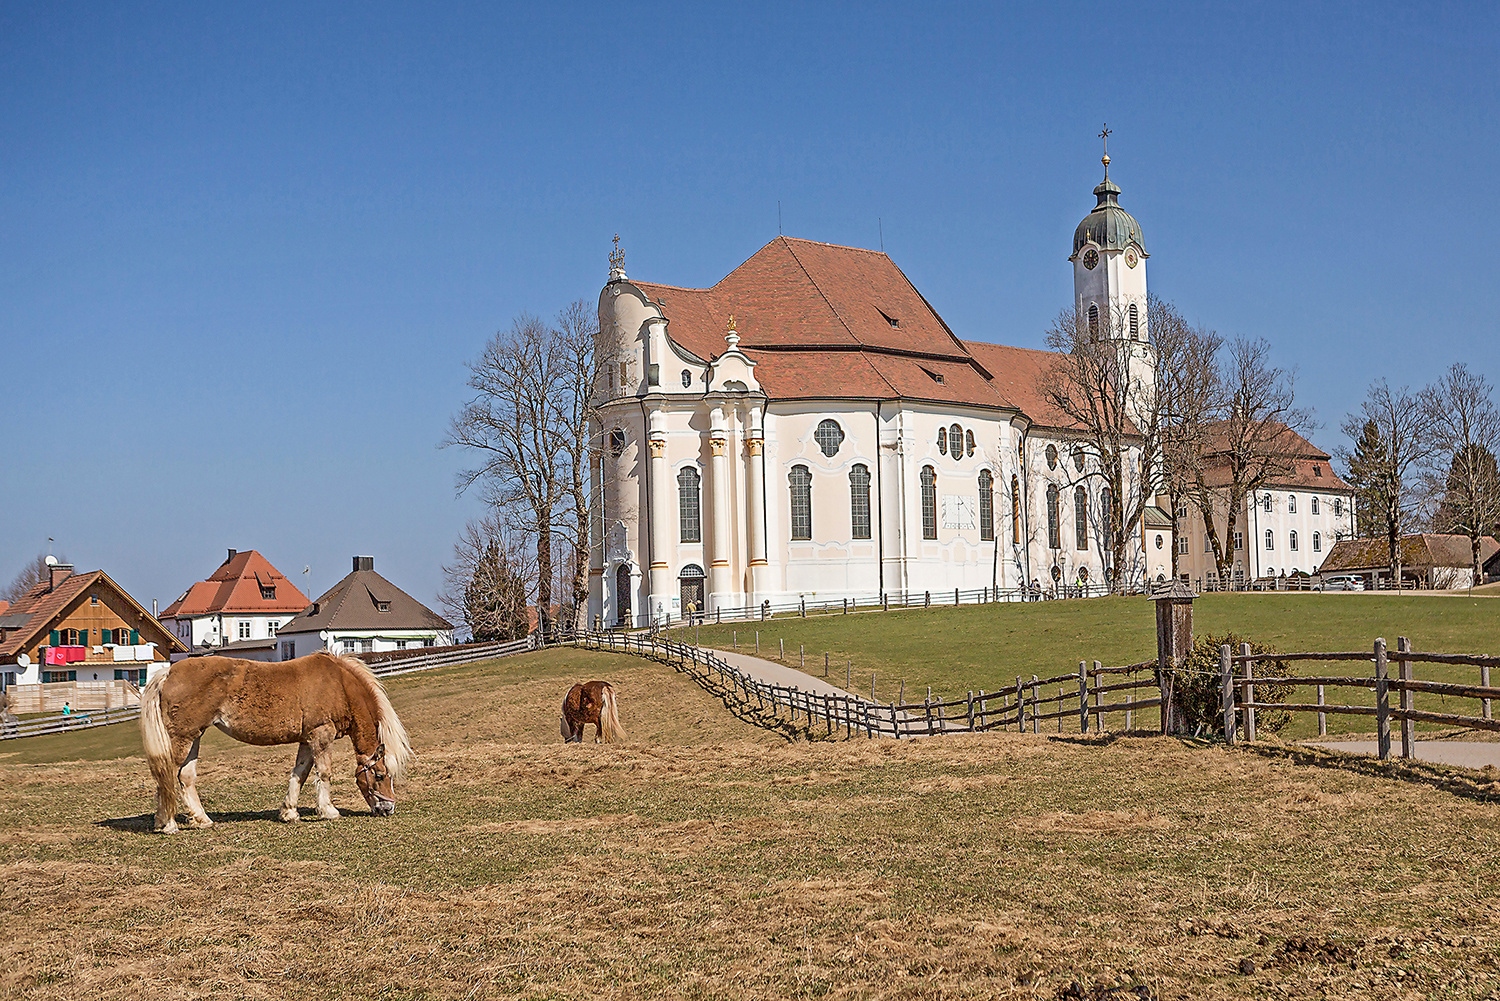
top-left (1125, 247), bottom-right (1139, 269)
top-left (1082, 248), bottom-right (1099, 270)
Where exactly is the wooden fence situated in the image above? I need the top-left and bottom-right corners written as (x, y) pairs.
top-left (569, 630), bottom-right (1162, 738)
top-left (1221, 637), bottom-right (1500, 760)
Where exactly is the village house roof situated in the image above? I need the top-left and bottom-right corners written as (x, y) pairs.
top-left (1195, 421), bottom-right (1354, 493)
top-left (159, 549), bottom-right (310, 619)
top-left (0, 567), bottom-right (187, 660)
top-left (276, 557), bottom-right (452, 634)
top-left (1319, 534), bottom-right (1500, 574)
top-left (627, 236), bottom-right (1082, 428)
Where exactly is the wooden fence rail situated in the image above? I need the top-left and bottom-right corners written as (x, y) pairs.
top-left (1222, 636), bottom-right (1500, 759)
top-left (566, 630), bottom-right (1160, 739)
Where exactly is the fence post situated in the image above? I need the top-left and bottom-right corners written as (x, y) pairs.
top-left (967, 691), bottom-right (975, 731)
top-left (780, 638), bottom-right (784, 661)
top-left (1398, 636), bottom-right (1413, 760)
top-left (882, 592), bottom-right (888, 612)
top-left (825, 652), bottom-right (829, 676)
top-left (925, 695), bottom-right (934, 736)
top-left (1484, 663), bottom-right (1493, 721)
top-left (847, 659), bottom-right (851, 689)
top-left (1317, 684), bottom-right (1327, 736)
top-left (800, 598), bottom-right (806, 618)
top-left (1094, 661), bottom-right (1103, 731)
top-left (1016, 676), bottom-right (1025, 732)
top-left (1078, 661), bottom-right (1089, 733)
top-left (954, 587), bottom-right (960, 606)
top-left (1375, 637), bottom-right (1391, 761)
top-left (825, 694), bottom-right (833, 736)
top-left (890, 702), bottom-right (900, 739)
top-left (871, 672), bottom-right (876, 700)
top-left (843, 598), bottom-right (848, 614)
top-left (924, 591), bottom-right (931, 608)
top-left (756, 631), bottom-right (760, 655)
top-left (800, 644), bottom-right (804, 669)
top-left (1031, 675), bottom-right (1039, 733)
top-left (1242, 642), bottom-right (1256, 743)
top-left (1220, 644), bottom-right (1235, 744)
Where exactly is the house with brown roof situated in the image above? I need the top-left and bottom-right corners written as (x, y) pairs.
top-left (0, 562), bottom-right (186, 688)
top-left (592, 155), bottom-right (1172, 625)
top-left (273, 556), bottom-right (453, 660)
top-left (159, 549), bottom-right (310, 657)
top-left (1171, 425), bottom-right (1358, 588)
top-left (1319, 534), bottom-right (1500, 589)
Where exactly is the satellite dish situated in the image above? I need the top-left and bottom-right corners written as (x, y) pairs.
top-left (16, 654), bottom-right (30, 667)
top-left (44, 555), bottom-right (58, 566)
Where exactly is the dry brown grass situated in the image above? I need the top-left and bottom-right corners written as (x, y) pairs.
top-left (2, 648), bottom-right (1499, 1000)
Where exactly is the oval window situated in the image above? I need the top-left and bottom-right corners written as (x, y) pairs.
top-left (1045, 444), bottom-right (1058, 470)
top-left (814, 419), bottom-right (845, 458)
top-left (680, 369), bottom-right (692, 388)
top-left (1155, 534), bottom-right (1164, 550)
top-left (1072, 446), bottom-right (1085, 469)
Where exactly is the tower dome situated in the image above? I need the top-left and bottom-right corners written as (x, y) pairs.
top-left (1071, 159), bottom-right (1146, 257)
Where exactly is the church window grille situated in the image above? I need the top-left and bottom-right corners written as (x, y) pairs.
top-left (681, 369), bottom-right (692, 388)
top-left (789, 466), bottom-right (813, 541)
top-left (1312, 497), bottom-right (1320, 516)
top-left (1263, 494), bottom-right (1272, 513)
top-left (1045, 444), bottom-right (1058, 470)
top-left (949, 425), bottom-right (963, 461)
top-left (937, 428), bottom-right (948, 455)
top-left (1128, 303), bottom-right (1139, 338)
top-left (1072, 446), bottom-right (1085, 470)
top-left (678, 467), bottom-right (701, 543)
top-left (609, 428), bottom-right (627, 458)
top-left (1011, 475), bottom-right (1021, 544)
top-left (965, 429), bottom-right (975, 457)
top-left (1075, 486), bottom-right (1089, 550)
top-left (1288, 494), bottom-right (1296, 514)
top-left (920, 466), bottom-right (938, 540)
top-left (850, 465), bottom-right (871, 540)
top-left (978, 470), bottom-right (994, 541)
top-left (1289, 530), bottom-right (1299, 552)
top-left (814, 419), bottom-right (845, 458)
top-left (1333, 498), bottom-right (1344, 517)
top-left (1046, 485), bottom-right (1061, 549)
top-left (1088, 304), bottom-right (1099, 338)
top-left (1233, 532), bottom-right (1243, 551)
top-left (1101, 488), bottom-right (1113, 547)
top-left (1312, 532), bottom-right (1322, 553)
top-left (1265, 530), bottom-right (1275, 551)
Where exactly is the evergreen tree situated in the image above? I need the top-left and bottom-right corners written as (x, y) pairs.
top-left (1345, 419), bottom-right (1388, 535)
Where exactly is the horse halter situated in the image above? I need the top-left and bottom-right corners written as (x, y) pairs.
top-left (355, 758), bottom-right (396, 809)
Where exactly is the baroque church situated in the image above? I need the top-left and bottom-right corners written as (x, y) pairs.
top-left (589, 156), bottom-right (1169, 626)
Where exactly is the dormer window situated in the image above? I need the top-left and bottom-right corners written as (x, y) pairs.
top-left (377, 601), bottom-right (390, 613)
top-left (260, 585), bottom-right (276, 600)
top-left (1314, 464), bottom-right (1323, 477)
top-left (878, 308), bottom-right (900, 328)
top-left (922, 367), bottom-right (944, 384)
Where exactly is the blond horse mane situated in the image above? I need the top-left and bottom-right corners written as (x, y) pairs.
top-left (329, 654), bottom-right (414, 780)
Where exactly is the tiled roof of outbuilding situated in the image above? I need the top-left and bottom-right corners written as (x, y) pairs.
top-left (277, 568), bottom-right (452, 634)
top-left (160, 550), bottom-right (309, 618)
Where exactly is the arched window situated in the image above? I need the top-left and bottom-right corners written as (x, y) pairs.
top-left (920, 466), bottom-right (938, 540)
top-left (850, 464), bottom-right (871, 540)
top-left (1265, 529), bottom-right (1274, 551)
top-left (1011, 475), bottom-right (1021, 544)
top-left (1075, 486), bottom-right (1089, 550)
top-left (978, 470), bottom-right (994, 541)
top-left (1289, 530), bottom-right (1299, 551)
top-left (1088, 303), bottom-right (1099, 338)
top-left (614, 565), bottom-right (632, 626)
top-left (677, 467), bottom-right (701, 543)
top-left (937, 427), bottom-right (948, 455)
top-left (789, 466), bottom-right (812, 540)
top-left (1313, 531), bottom-right (1322, 552)
top-left (950, 424), bottom-right (963, 461)
top-left (1128, 302), bottom-right (1139, 338)
top-left (1071, 446), bottom-right (1086, 470)
top-left (1333, 498), bottom-right (1344, 517)
top-left (1046, 484), bottom-right (1061, 549)
top-left (1101, 487), bottom-right (1113, 547)
top-left (1263, 494), bottom-right (1272, 513)
top-left (965, 429), bottom-right (975, 457)
top-left (609, 428), bottom-right (627, 458)
top-left (814, 419), bottom-right (845, 458)
top-left (1312, 497), bottom-right (1320, 516)
top-left (1288, 494), bottom-right (1297, 514)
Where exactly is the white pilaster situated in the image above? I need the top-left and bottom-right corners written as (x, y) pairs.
top-left (707, 404), bottom-right (732, 608)
top-left (646, 412), bottom-right (673, 624)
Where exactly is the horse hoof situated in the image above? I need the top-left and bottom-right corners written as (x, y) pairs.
top-left (157, 821), bottom-right (180, 835)
top-left (185, 816), bottom-right (214, 830)
top-left (279, 808), bottom-right (301, 822)
top-left (317, 808), bottom-right (341, 821)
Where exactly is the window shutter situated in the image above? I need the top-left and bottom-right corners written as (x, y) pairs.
top-left (79, 630), bottom-right (88, 646)
top-left (102, 629), bottom-right (112, 644)
top-left (131, 629), bottom-right (140, 644)
top-left (50, 630), bottom-right (59, 645)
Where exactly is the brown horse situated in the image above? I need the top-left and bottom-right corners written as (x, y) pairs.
top-left (560, 681), bottom-right (624, 743)
top-left (140, 652), bottom-right (413, 833)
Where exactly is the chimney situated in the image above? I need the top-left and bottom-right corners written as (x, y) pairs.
top-left (226, 549), bottom-right (238, 564)
top-left (353, 556), bottom-right (374, 572)
top-left (48, 564), bottom-right (74, 592)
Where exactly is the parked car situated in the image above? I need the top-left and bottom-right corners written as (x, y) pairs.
top-left (1317, 574), bottom-right (1366, 591)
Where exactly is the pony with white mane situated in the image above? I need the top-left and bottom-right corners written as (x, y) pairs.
top-left (140, 652), bottom-right (413, 833)
top-left (560, 680), bottom-right (625, 743)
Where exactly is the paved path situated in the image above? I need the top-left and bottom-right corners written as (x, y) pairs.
top-left (707, 648), bottom-right (863, 699)
top-left (1303, 740), bottom-right (1500, 769)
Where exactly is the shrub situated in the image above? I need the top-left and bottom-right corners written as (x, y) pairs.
top-left (1171, 633), bottom-right (1295, 736)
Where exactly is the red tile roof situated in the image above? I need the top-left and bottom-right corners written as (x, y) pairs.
top-left (1194, 422), bottom-right (1354, 492)
top-left (160, 550), bottom-right (309, 618)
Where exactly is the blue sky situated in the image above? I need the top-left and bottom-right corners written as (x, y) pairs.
top-left (2, 2), bottom-right (1495, 611)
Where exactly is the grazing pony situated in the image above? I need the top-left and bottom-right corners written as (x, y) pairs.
top-left (140, 652), bottom-right (413, 833)
top-left (560, 681), bottom-right (624, 743)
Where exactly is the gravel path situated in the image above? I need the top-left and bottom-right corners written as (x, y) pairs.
top-left (1303, 739), bottom-right (1500, 769)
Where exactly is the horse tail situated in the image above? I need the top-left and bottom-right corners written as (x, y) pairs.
top-left (599, 683), bottom-right (625, 743)
top-left (340, 655), bottom-right (414, 780)
top-left (139, 665), bottom-right (177, 818)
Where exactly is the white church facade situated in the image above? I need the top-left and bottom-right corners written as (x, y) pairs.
top-left (589, 159), bottom-right (1181, 627)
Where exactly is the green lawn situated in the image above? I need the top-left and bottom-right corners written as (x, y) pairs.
top-left (666, 593), bottom-right (1500, 741)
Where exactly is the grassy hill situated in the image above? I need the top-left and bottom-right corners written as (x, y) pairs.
top-left (1, 646), bottom-right (1499, 999)
top-left (667, 593), bottom-right (1500, 739)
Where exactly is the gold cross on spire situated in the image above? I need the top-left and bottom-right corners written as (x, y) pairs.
top-left (609, 233), bottom-right (625, 273)
top-left (1099, 124), bottom-right (1112, 177)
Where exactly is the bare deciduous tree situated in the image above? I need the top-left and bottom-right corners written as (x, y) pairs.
top-left (551, 300), bottom-right (601, 631)
top-left (1338, 380), bottom-right (1434, 585)
top-left (2, 553), bottom-right (65, 604)
top-left (1151, 298), bottom-right (1222, 579)
top-left (1041, 302), bottom-right (1161, 593)
top-left (1191, 337), bottom-right (1314, 586)
top-left (1420, 362), bottom-right (1500, 581)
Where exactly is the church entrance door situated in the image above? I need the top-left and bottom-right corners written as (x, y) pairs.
top-left (679, 564), bottom-right (706, 622)
top-left (615, 565), bottom-right (632, 627)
